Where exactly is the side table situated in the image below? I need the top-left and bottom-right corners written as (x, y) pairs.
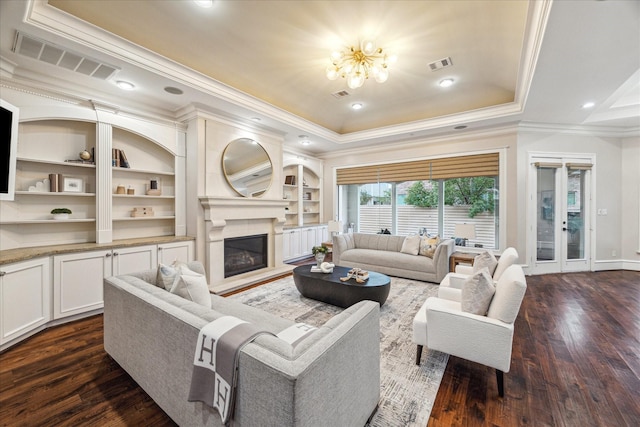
top-left (449, 251), bottom-right (476, 272)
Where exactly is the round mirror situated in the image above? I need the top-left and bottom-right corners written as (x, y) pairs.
top-left (222, 138), bottom-right (273, 197)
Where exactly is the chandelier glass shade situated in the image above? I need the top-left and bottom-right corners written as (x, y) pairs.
top-left (326, 39), bottom-right (393, 89)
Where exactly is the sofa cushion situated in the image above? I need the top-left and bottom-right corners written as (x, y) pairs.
top-left (473, 251), bottom-right (498, 276)
top-left (419, 235), bottom-right (441, 258)
top-left (169, 266), bottom-right (211, 307)
top-left (400, 235), bottom-right (421, 255)
top-left (487, 264), bottom-right (527, 323)
top-left (461, 268), bottom-right (495, 315)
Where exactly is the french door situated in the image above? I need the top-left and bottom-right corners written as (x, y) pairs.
top-left (529, 154), bottom-right (594, 274)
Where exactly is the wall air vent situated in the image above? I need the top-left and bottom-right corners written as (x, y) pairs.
top-left (332, 90), bottom-right (350, 99)
top-left (12, 32), bottom-right (120, 81)
top-left (428, 57), bottom-right (453, 71)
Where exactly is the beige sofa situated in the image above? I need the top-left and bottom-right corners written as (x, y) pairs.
top-left (103, 262), bottom-right (381, 426)
top-left (332, 233), bottom-right (454, 283)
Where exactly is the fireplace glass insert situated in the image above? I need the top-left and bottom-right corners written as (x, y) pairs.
top-left (224, 234), bottom-right (268, 278)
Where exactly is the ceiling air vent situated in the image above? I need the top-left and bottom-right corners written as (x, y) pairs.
top-left (428, 57), bottom-right (453, 71)
top-left (12, 32), bottom-right (120, 81)
top-left (332, 90), bottom-right (350, 99)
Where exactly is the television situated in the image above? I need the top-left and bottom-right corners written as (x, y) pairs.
top-left (0, 99), bottom-right (19, 201)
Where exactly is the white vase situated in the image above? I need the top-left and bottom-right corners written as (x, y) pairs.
top-left (52, 213), bottom-right (69, 220)
top-left (315, 252), bottom-right (325, 268)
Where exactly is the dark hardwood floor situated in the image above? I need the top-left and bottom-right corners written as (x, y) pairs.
top-left (1, 270), bottom-right (638, 426)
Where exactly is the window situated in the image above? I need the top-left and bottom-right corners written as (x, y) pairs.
top-left (337, 153), bottom-right (500, 249)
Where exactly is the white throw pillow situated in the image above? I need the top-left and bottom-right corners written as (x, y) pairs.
top-left (400, 234), bottom-right (421, 255)
top-left (169, 266), bottom-right (211, 307)
top-left (473, 251), bottom-right (498, 276)
top-left (461, 268), bottom-right (495, 316)
top-left (157, 263), bottom-right (179, 290)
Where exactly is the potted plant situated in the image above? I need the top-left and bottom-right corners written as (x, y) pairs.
top-left (51, 208), bottom-right (72, 220)
top-left (312, 244), bottom-right (329, 267)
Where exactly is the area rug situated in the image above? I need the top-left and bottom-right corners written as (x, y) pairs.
top-left (228, 274), bottom-right (449, 426)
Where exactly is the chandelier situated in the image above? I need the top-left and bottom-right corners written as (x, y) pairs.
top-left (326, 40), bottom-right (393, 89)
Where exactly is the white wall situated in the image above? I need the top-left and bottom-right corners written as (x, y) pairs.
top-left (621, 137), bottom-right (640, 269)
top-left (517, 129), bottom-right (631, 269)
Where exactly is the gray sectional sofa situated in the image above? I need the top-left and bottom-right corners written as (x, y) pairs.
top-left (332, 233), bottom-right (454, 283)
top-left (103, 262), bottom-right (380, 427)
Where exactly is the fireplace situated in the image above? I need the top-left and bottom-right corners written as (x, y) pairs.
top-left (224, 234), bottom-right (268, 278)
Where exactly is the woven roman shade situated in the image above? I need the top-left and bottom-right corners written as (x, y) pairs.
top-left (336, 153), bottom-right (499, 185)
top-left (566, 163), bottom-right (593, 170)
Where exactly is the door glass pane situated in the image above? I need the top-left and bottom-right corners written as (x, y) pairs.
top-left (537, 168), bottom-right (556, 261)
top-left (567, 169), bottom-right (585, 259)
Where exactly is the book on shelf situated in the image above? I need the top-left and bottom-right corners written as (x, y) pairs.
top-left (112, 148), bottom-right (131, 168)
top-left (284, 175), bottom-right (296, 185)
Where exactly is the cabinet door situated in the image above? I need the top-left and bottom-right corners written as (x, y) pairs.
top-left (0, 258), bottom-right (51, 346)
top-left (53, 250), bottom-right (111, 319)
top-left (158, 241), bottom-right (194, 264)
top-left (113, 245), bottom-right (157, 275)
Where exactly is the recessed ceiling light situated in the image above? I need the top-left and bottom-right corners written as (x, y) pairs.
top-left (454, 125), bottom-right (467, 130)
top-left (251, 117), bottom-right (261, 121)
top-left (439, 78), bottom-right (455, 88)
top-left (582, 101), bottom-right (595, 109)
top-left (194, 0), bottom-right (213, 8)
top-left (164, 86), bottom-right (183, 95)
top-left (116, 81), bottom-right (135, 90)
top-left (299, 134), bottom-right (311, 145)
top-left (351, 103), bottom-right (363, 110)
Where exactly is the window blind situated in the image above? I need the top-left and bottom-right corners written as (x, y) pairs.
top-left (336, 153), bottom-right (499, 185)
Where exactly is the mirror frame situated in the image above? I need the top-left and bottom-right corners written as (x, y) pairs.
top-left (221, 138), bottom-right (273, 197)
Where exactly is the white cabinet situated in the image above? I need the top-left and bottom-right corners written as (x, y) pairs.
top-left (283, 229), bottom-right (302, 261)
top-left (158, 240), bottom-right (194, 264)
top-left (53, 250), bottom-right (111, 319)
top-left (113, 245), bottom-right (158, 275)
top-left (0, 258), bottom-right (51, 346)
top-left (282, 225), bottom-right (328, 261)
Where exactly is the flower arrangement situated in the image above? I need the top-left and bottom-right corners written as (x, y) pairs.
top-left (312, 244), bottom-right (329, 255)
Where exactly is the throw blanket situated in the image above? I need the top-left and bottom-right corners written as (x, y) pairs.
top-left (188, 316), bottom-right (271, 425)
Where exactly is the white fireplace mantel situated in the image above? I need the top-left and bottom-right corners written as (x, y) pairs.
top-left (199, 196), bottom-right (293, 294)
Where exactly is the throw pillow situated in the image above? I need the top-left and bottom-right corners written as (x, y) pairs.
top-left (157, 263), bottom-right (179, 290)
top-left (461, 268), bottom-right (495, 315)
top-left (473, 251), bottom-right (498, 276)
top-left (419, 235), bottom-right (441, 258)
top-left (400, 234), bottom-right (421, 255)
top-left (169, 266), bottom-right (211, 307)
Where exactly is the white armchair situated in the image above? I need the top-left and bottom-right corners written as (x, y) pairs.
top-left (438, 247), bottom-right (519, 302)
top-left (412, 264), bottom-right (527, 397)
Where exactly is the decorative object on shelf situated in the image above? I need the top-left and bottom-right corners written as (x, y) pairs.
top-left (115, 185), bottom-right (126, 194)
top-left (62, 176), bottom-right (84, 193)
top-left (146, 178), bottom-right (162, 196)
top-left (303, 192), bottom-right (311, 200)
top-left (326, 39), bottom-right (395, 89)
top-left (284, 175), bottom-right (296, 185)
top-left (79, 150), bottom-right (91, 161)
top-left (64, 148), bottom-right (95, 165)
top-left (312, 244), bottom-right (329, 268)
top-left (51, 207), bottom-right (71, 220)
top-left (127, 186), bottom-right (135, 195)
top-left (49, 173), bottom-right (60, 192)
top-left (28, 178), bottom-right (51, 192)
top-left (131, 207), bottom-right (155, 217)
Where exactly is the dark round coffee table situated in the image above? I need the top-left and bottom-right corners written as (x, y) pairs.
top-left (293, 265), bottom-right (391, 308)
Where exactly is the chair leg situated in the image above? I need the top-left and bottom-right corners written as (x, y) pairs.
top-left (415, 345), bottom-right (423, 365)
top-left (496, 369), bottom-right (504, 397)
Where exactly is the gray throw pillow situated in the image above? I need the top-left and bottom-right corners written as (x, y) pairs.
top-left (461, 268), bottom-right (495, 315)
top-left (157, 263), bottom-right (178, 290)
top-left (473, 251), bottom-right (498, 276)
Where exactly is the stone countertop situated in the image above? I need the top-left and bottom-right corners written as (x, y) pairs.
top-left (283, 224), bottom-right (328, 230)
top-left (0, 236), bottom-right (195, 265)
